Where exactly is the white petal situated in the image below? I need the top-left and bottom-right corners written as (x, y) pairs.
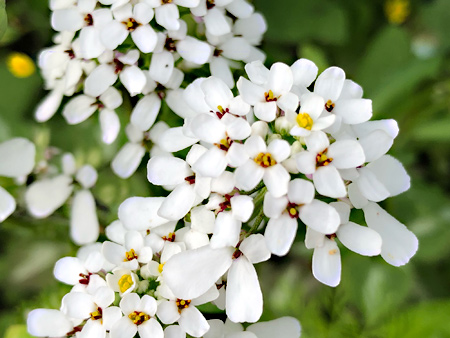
top-left (120, 65), bottom-right (147, 96)
top-left (220, 37), bottom-right (251, 60)
top-left (333, 99), bottom-right (372, 125)
top-left (179, 306), bottom-right (209, 337)
top-left (111, 142), bottom-right (145, 179)
top-left (244, 61), bottom-right (269, 85)
top-left (0, 187), bottom-right (15, 223)
top-left (192, 147), bottom-right (228, 178)
top-left (295, 151), bottom-right (316, 175)
top-left (314, 66), bottom-right (345, 102)
top-left (155, 4), bottom-right (179, 30)
top-left (268, 62), bottom-right (293, 94)
top-left (100, 20), bottom-right (129, 50)
top-left (76, 165), bottom-right (97, 189)
top-left (265, 215), bottom-right (298, 256)
top-left (62, 95), bottom-right (97, 125)
top-left (363, 202), bottom-right (418, 266)
top-left (263, 192), bottom-right (287, 218)
top-left (367, 155), bottom-right (410, 197)
top-left (35, 89), bottom-right (64, 122)
top-left (263, 164), bottom-right (290, 198)
top-left (25, 175), bottom-right (73, 218)
top-left (27, 309), bottom-right (73, 337)
top-left (304, 227), bottom-right (324, 249)
top-left (99, 109), bottom-right (120, 144)
top-left (53, 257), bottom-right (86, 285)
top-left (163, 246), bottom-right (234, 299)
top-left (79, 26), bottom-right (105, 59)
top-left (313, 166), bottom-right (347, 198)
top-left (254, 101), bottom-right (277, 122)
top-left (147, 156), bottom-right (191, 186)
top-left (71, 190), bottom-right (99, 245)
top-left (131, 25), bottom-right (157, 53)
top-left (356, 167), bottom-right (390, 202)
top-left (159, 127), bottom-right (198, 152)
top-left (191, 206), bottom-right (215, 234)
top-left (149, 51), bottom-right (174, 84)
top-left (119, 197), bottom-right (168, 231)
top-left (110, 316), bottom-right (137, 338)
top-left (158, 184), bottom-right (196, 221)
top-left (157, 300), bottom-right (180, 324)
top-left (358, 130), bottom-right (393, 163)
top-left (201, 76), bottom-right (233, 110)
top-left (0, 138), bottom-right (35, 178)
top-left (210, 57), bottom-right (234, 89)
top-left (84, 64), bottom-right (117, 97)
top-left (51, 8), bottom-right (83, 32)
top-left (312, 238), bottom-right (341, 287)
top-left (61, 292), bottom-right (95, 319)
top-left (210, 211), bottom-right (241, 249)
top-left (138, 318), bottom-right (164, 338)
top-left (291, 58), bottom-right (318, 87)
top-left (177, 37), bottom-right (212, 64)
top-left (239, 233), bottom-right (271, 264)
top-left (347, 182), bottom-right (368, 209)
top-left (230, 194), bottom-right (253, 222)
top-left (299, 199), bottom-right (340, 235)
top-left (131, 94), bottom-right (161, 131)
top-left (226, 256), bottom-right (262, 323)
top-left (204, 8), bottom-right (231, 36)
top-left (337, 221), bottom-right (382, 256)
top-left (327, 140), bottom-right (365, 169)
top-left (288, 178), bottom-right (315, 205)
top-left (234, 160), bottom-right (264, 192)
top-left (247, 317), bottom-right (301, 338)
top-left (97, 87), bottom-right (122, 110)
top-left (134, 2), bottom-right (154, 24)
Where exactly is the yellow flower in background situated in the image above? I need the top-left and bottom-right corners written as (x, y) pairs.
top-left (385, 0), bottom-right (410, 25)
top-left (6, 52), bottom-right (36, 78)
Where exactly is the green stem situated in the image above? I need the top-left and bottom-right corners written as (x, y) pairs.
top-left (239, 181), bottom-right (265, 195)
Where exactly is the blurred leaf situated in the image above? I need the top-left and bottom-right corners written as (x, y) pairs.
top-left (362, 264), bottom-right (412, 327)
top-left (420, 0), bottom-right (450, 50)
top-left (0, 0), bottom-right (6, 40)
top-left (5, 325), bottom-right (32, 338)
top-left (412, 118), bottom-right (450, 142)
top-left (372, 300), bottom-right (450, 338)
top-left (254, 0), bottom-right (348, 45)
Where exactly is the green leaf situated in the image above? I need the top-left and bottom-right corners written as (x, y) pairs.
top-left (0, 0), bottom-right (6, 41)
top-left (412, 118), bottom-right (450, 142)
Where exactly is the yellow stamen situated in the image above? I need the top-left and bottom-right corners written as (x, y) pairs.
top-left (325, 100), bottom-right (335, 112)
top-left (6, 53), bottom-right (36, 78)
top-left (128, 311), bottom-right (150, 325)
top-left (124, 248), bottom-right (138, 261)
top-left (296, 113), bottom-right (314, 130)
top-left (118, 274), bottom-right (133, 293)
top-left (329, 249), bottom-right (338, 255)
top-left (217, 105), bottom-right (224, 113)
top-left (90, 308), bottom-right (102, 321)
top-left (264, 90), bottom-right (278, 102)
top-left (254, 152), bottom-right (277, 168)
top-left (158, 263), bottom-right (165, 273)
top-left (316, 150), bottom-right (333, 167)
top-left (175, 299), bottom-right (191, 312)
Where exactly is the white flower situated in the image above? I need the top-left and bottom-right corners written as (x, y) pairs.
top-left (235, 136), bottom-right (291, 197)
top-left (145, 0), bottom-right (200, 31)
top-left (106, 268), bottom-right (139, 296)
top-left (100, 3), bottom-right (157, 53)
top-left (27, 309), bottom-right (74, 337)
top-left (156, 284), bottom-right (216, 337)
top-left (295, 131), bottom-right (365, 198)
top-left (237, 61), bottom-right (298, 122)
top-left (0, 138), bottom-right (35, 222)
top-left (263, 178), bottom-right (340, 256)
top-left (163, 234), bottom-right (271, 323)
top-left (110, 293), bottom-right (164, 338)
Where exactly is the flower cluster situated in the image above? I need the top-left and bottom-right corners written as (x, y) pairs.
top-left (0, 0), bottom-right (417, 336)
top-left (35, 0), bottom-right (267, 160)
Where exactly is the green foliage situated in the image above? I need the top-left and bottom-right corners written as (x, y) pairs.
top-left (0, 0), bottom-right (6, 40)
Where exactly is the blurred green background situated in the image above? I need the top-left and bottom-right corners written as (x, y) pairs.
top-left (1, 0), bottom-right (450, 337)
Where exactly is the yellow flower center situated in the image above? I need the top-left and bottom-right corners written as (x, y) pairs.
top-left (325, 100), bottom-right (335, 112)
top-left (123, 18), bottom-right (140, 31)
top-left (215, 136), bottom-right (232, 152)
top-left (162, 0), bottom-right (173, 3)
top-left (264, 90), bottom-right (278, 102)
top-left (316, 150), bottom-right (333, 167)
top-left (158, 263), bottom-right (165, 274)
top-left (296, 113), bottom-right (314, 130)
top-left (124, 248), bottom-right (138, 261)
top-left (162, 232), bottom-right (176, 242)
top-left (254, 152), bottom-right (277, 168)
top-left (385, 0), bottom-right (410, 25)
top-left (90, 307), bottom-right (102, 321)
top-left (118, 274), bottom-right (133, 293)
top-left (286, 203), bottom-right (299, 218)
top-left (128, 311), bottom-right (150, 325)
top-left (6, 53), bottom-right (36, 78)
top-left (176, 299), bottom-right (191, 313)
